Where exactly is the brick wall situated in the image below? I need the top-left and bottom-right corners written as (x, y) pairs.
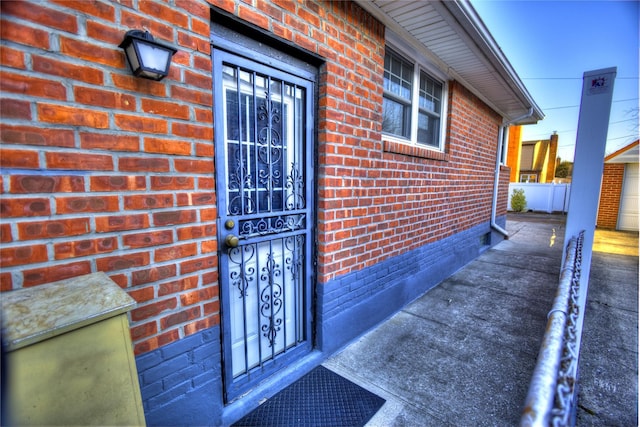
top-left (1, 0), bottom-right (507, 359)
top-left (317, 77), bottom-right (502, 283)
top-left (597, 163), bottom-right (624, 229)
top-left (0, 0), bottom-right (217, 355)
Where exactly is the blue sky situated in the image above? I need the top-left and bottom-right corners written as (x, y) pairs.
top-left (471, 0), bottom-right (639, 162)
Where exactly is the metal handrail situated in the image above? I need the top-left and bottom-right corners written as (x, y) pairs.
top-left (520, 231), bottom-right (585, 427)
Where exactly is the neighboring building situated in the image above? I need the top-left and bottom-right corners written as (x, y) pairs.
top-left (597, 140), bottom-right (639, 231)
top-left (0, 0), bottom-right (542, 425)
top-left (506, 127), bottom-right (558, 183)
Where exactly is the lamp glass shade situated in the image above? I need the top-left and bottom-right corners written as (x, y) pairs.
top-left (119, 31), bottom-right (177, 81)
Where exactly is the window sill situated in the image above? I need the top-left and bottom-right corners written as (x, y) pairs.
top-left (383, 139), bottom-right (449, 161)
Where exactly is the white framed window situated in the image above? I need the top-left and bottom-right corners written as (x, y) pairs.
top-left (382, 46), bottom-right (447, 150)
top-left (520, 174), bottom-right (538, 183)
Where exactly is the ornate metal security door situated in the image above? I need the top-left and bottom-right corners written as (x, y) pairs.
top-left (212, 49), bottom-right (314, 402)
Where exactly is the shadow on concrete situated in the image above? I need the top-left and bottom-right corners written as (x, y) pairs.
top-left (325, 214), bottom-right (638, 426)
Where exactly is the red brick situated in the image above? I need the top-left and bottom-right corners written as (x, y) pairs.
top-left (90, 175), bottom-right (146, 192)
top-left (0, 272), bottom-right (13, 291)
top-left (199, 207), bottom-right (216, 222)
top-left (180, 286), bottom-right (217, 306)
top-left (95, 214), bottom-right (150, 232)
top-left (170, 86), bottom-right (212, 107)
top-left (0, 19), bottom-right (49, 49)
top-left (32, 54), bottom-right (104, 85)
top-left (120, 10), bottom-right (173, 42)
top-left (160, 306), bottom-right (201, 329)
top-left (139, 0), bottom-right (188, 27)
top-left (18, 217), bottom-right (90, 240)
top-left (183, 315), bottom-right (219, 336)
top-left (38, 103), bottom-right (109, 128)
top-left (171, 122), bottom-right (213, 140)
top-left (46, 151), bottom-right (114, 170)
top-left (141, 98), bottom-right (190, 120)
top-left (183, 69), bottom-right (212, 90)
top-left (0, 223), bottom-right (12, 243)
top-left (79, 132), bottom-right (139, 151)
top-left (0, 197), bottom-right (50, 217)
top-left (174, 159), bottom-right (214, 174)
top-left (60, 35), bottom-right (122, 68)
top-left (22, 261), bottom-right (92, 287)
top-left (131, 265), bottom-right (177, 286)
top-left (54, 237), bottom-right (118, 260)
top-left (155, 242), bottom-right (197, 263)
top-left (10, 175), bottom-right (84, 193)
top-left (158, 275), bottom-right (199, 296)
top-left (153, 209), bottom-right (197, 226)
top-left (238, 3), bottom-right (269, 29)
top-left (1, 244), bottom-right (48, 267)
top-left (118, 157), bottom-right (170, 173)
top-left (143, 137), bottom-right (191, 156)
top-left (203, 299), bottom-right (220, 316)
top-left (176, 192), bottom-right (215, 207)
top-left (55, 195), bottom-right (119, 214)
top-left (0, 149), bottom-right (40, 169)
top-left (1, 125), bottom-right (75, 147)
top-left (1, 1), bottom-right (78, 33)
top-left (180, 255), bottom-right (216, 274)
top-left (0, 98), bottom-right (31, 119)
top-left (0, 45), bottom-right (25, 69)
top-left (111, 74), bottom-right (166, 97)
top-left (201, 240), bottom-right (218, 254)
top-left (130, 297), bottom-right (178, 322)
top-left (114, 114), bottom-right (168, 134)
top-left (123, 230), bottom-right (174, 249)
top-left (51, 0), bottom-right (116, 21)
top-left (74, 86), bottom-right (136, 110)
top-left (176, 224), bottom-right (216, 241)
top-left (128, 286), bottom-right (155, 304)
top-left (124, 194), bottom-right (174, 211)
top-left (150, 176), bottom-right (194, 191)
top-left (175, 0), bottom-right (210, 20)
top-left (1, 71), bottom-right (66, 100)
top-left (96, 251), bottom-right (150, 272)
top-left (130, 320), bottom-right (157, 341)
top-left (198, 177), bottom-right (215, 190)
top-left (86, 19), bottom-right (122, 45)
top-left (195, 142), bottom-right (214, 157)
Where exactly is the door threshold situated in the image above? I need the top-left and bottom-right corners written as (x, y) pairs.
top-left (222, 350), bottom-right (325, 426)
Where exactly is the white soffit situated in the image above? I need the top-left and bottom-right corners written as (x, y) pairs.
top-left (357, 0), bottom-right (544, 125)
top-left (606, 142), bottom-right (639, 164)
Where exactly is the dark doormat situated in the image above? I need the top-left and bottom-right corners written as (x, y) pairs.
top-left (232, 365), bottom-right (385, 427)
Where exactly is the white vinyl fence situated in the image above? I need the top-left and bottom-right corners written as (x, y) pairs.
top-left (508, 183), bottom-right (571, 213)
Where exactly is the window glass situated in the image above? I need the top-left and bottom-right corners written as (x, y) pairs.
top-left (417, 112), bottom-right (439, 147)
top-left (419, 71), bottom-right (441, 113)
top-left (383, 51), bottom-right (413, 138)
top-left (383, 97), bottom-right (411, 138)
top-left (382, 49), bottom-right (445, 149)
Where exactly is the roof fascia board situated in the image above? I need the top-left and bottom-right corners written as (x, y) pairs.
top-left (356, 0), bottom-right (544, 124)
top-left (605, 140), bottom-right (639, 163)
top-left (438, 0), bottom-right (544, 121)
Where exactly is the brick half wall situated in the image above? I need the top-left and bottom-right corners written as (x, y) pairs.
top-left (597, 163), bottom-right (625, 229)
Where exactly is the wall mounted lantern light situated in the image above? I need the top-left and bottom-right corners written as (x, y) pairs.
top-left (119, 30), bottom-right (177, 81)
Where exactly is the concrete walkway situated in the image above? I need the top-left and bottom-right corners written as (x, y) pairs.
top-left (324, 215), bottom-right (638, 426)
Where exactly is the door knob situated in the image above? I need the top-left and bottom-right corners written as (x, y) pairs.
top-left (225, 234), bottom-right (239, 248)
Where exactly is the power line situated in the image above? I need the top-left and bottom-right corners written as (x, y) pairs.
top-left (542, 97), bottom-right (638, 111)
top-left (522, 76), bottom-right (639, 80)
